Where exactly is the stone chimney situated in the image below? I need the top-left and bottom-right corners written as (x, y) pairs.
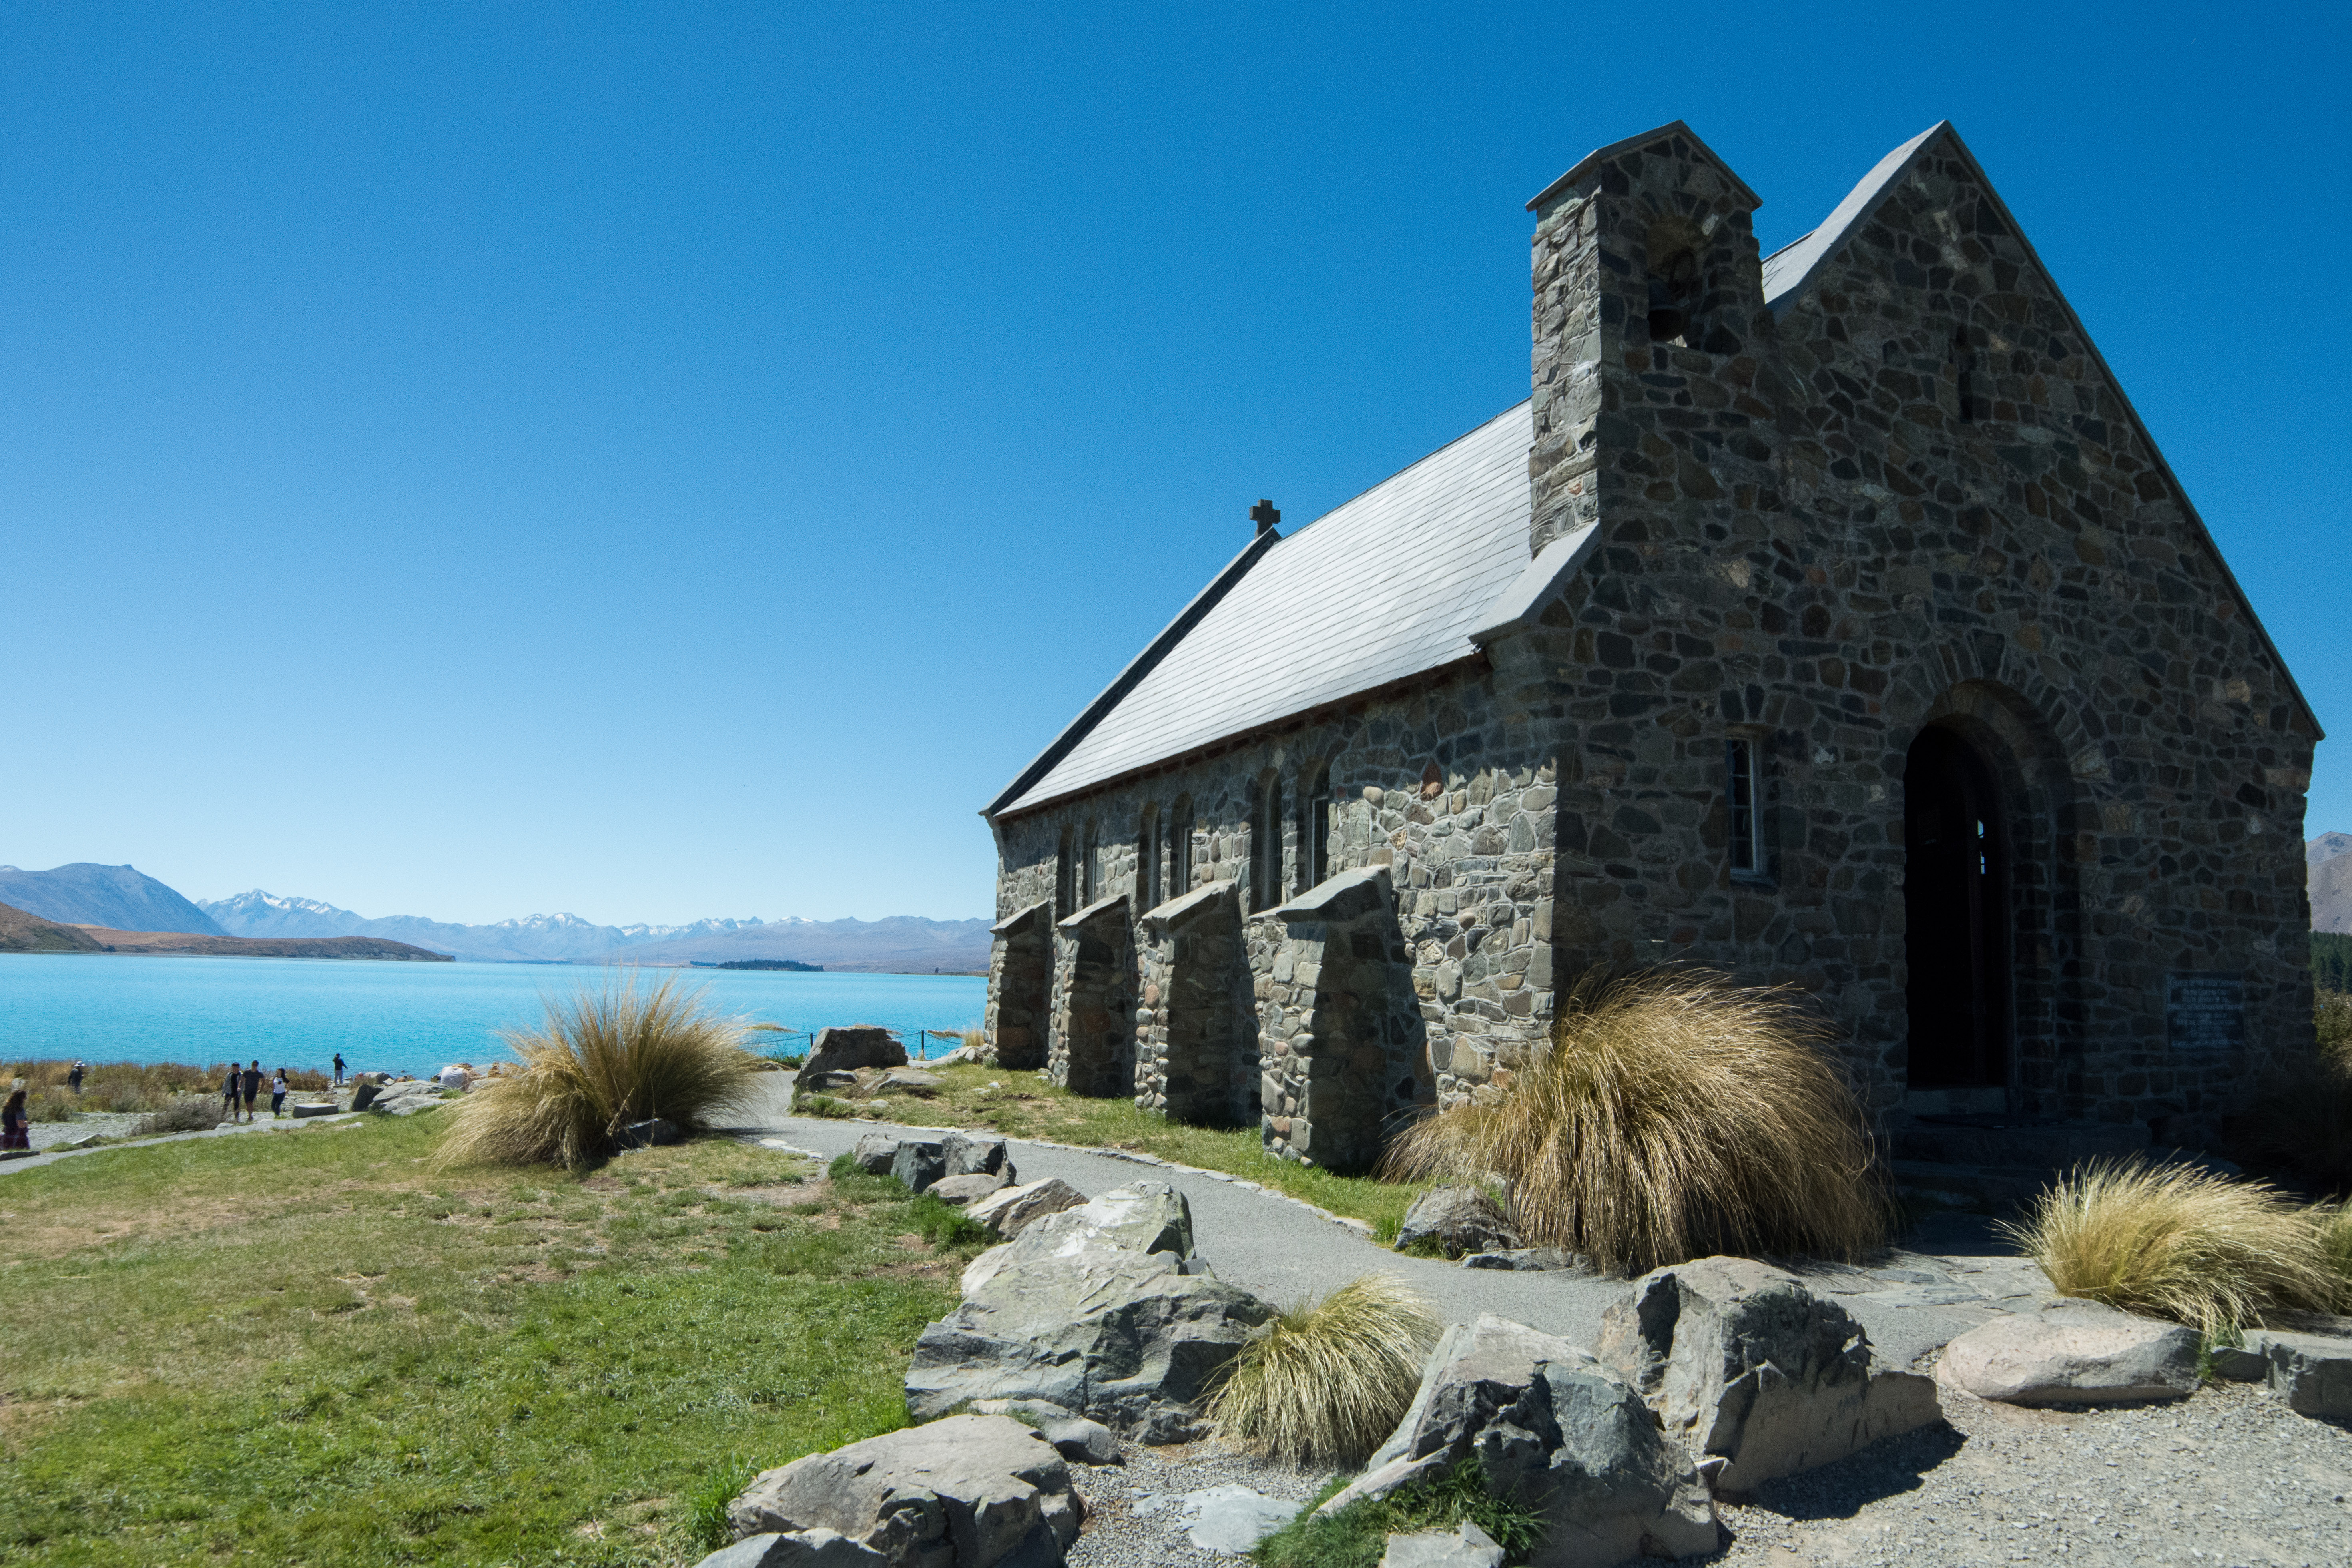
top-left (1525, 122), bottom-right (1776, 560)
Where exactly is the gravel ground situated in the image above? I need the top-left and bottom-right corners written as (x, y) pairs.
top-left (739, 1078), bottom-right (2352, 1566)
top-left (1050, 1385), bottom-right (2352, 1567)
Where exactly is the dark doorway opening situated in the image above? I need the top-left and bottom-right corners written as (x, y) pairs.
top-left (1904, 726), bottom-right (2010, 1088)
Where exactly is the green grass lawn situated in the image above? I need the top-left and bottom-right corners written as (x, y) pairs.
top-left (0, 1111), bottom-right (981, 1567)
top-left (825, 1062), bottom-right (1429, 1242)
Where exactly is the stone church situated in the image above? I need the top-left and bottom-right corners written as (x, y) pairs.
top-left (977, 120), bottom-right (2318, 1174)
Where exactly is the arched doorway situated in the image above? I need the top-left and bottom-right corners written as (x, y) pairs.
top-left (1904, 726), bottom-right (2010, 1088)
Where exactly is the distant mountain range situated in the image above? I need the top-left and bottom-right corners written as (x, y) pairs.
top-left (197, 891), bottom-right (991, 971)
top-left (2311, 834), bottom-right (2352, 935)
top-left (0, 863), bottom-right (229, 937)
top-left (195, 890), bottom-right (789, 965)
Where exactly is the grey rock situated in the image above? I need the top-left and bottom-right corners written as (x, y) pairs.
top-left (800, 1026), bottom-right (907, 1083)
top-left (1461, 1247), bottom-right (1588, 1273)
top-left (970, 1398), bottom-right (1076, 1421)
top-left (349, 1082), bottom-right (382, 1111)
top-left (1380, 1522), bottom-right (1502, 1568)
top-left (726, 1414), bottom-right (1080, 1568)
top-left (290, 1102), bottom-right (339, 1118)
top-left (800, 1070), bottom-right (864, 1096)
top-left (367, 1083), bottom-right (445, 1117)
top-left (620, 1118), bottom-right (684, 1148)
top-left (891, 1140), bottom-right (949, 1194)
top-left (879, 1070), bottom-right (944, 1097)
top-left (2207, 1340), bottom-right (2272, 1382)
top-left (1177, 1486), bottom-right (1298, 1554)
top-left (930, 1171), bottom-right (1011, 1207)
top-left (1936, 1299), bottom-right (2199, 1407)
top-left (1036, 1416), bottom-right (1122, 1466)
top-left (1327, 1313), bottom-right (1717, 1567)
top-left (850, 1133), bottom-right (902, 1175)
top-left (1395, 1186), bottom-right (1523, 1259)
top-left (908, 1183), bottom-right (1270, 1443)
top-left (943, 1131), bottom-right (1013, 1179)
top-left (1598, 1257), bottom-right (1942, 1490)
top-left (2260, 1326), bottom-right (2352, 1418)
top-left (696, 1529), bottom-right (887, 1568)
top-left (54, 1132), bottom-right (101, 1150)
top-left (967, 1179), bottom-right (1088, 1240)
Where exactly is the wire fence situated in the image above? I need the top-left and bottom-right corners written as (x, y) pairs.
top-left (750, 1027), bottom-right (975, 1064)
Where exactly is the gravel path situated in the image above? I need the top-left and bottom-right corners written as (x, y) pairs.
top-left (731, 1076), bottom-right (2352, 1566)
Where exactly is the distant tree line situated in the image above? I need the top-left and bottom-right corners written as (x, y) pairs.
top-left (2313, 930), bottom-right (2352, 994)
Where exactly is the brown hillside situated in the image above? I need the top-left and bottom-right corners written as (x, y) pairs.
top-left (68, 927), bottom-right (455, 961)
top-left (0, 900), bottom-right (109, 952)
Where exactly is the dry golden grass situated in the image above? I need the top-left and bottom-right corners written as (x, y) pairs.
top-left (1382, 967), bottom-right (1886, 1275)
top-left (2005, 1157), bottom-right (2348, 1333)
top-left (2308, 1201), bottom-right (2352, 1301)
top-left (1207, 1274), bottom-right (1439, 1465)
top-left (437, 972), bottom-right (765, 1169)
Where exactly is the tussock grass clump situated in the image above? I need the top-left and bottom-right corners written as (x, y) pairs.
top-left (2005, 1157), bottom-right (2346, 1333)
top-left (2315, 1203), bottom-right (2352, 1296)
top-left (437, 973), bottom-right (763, 1169)
top-left (1382, 968), bottom-right (1886, 1275)
top-left (1209, 1275), bottom-right (1439, 1465)
top-left (1252, 1458), bottom-right (1541, 1568)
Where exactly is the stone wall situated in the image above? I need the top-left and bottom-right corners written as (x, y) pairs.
top-left (985, 121), bottom-right (2314, 1160)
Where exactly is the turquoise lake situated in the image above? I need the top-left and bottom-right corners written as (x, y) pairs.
top-left (0, 954), bottom-right (988, 1077)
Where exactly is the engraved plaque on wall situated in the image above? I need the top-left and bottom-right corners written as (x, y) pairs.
top-left (2166, 972), bottom-right (2246, 1052)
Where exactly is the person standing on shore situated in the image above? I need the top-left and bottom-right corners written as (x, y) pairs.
top-left (240, 1061), bottom-right (262, 1124)
top-left (2, 1088), bottom-right (29, 1151)
top-left (68, 1061), bottom-right (85, 1095)
top-left (270, 1070), bottom-right (288, 1119)
top-left (333, 1053), bottom-right (346, 1087)
top-left (221, 1067), bottom-right (239, 1120)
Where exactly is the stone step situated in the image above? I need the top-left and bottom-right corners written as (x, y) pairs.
top-left (1892, 1114), bottom-right (2148, 1170)
top-left (1888, 1158), bottom-right (2058, 1214)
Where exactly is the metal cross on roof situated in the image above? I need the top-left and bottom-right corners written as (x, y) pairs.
top-left (1250, 498), bottom-right (1281, 534)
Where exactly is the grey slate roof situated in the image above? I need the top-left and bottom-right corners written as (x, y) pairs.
top-left (1760, 124), bottom-right (1944, 314)
top-left (994, 401), bottom-right (1535, 817)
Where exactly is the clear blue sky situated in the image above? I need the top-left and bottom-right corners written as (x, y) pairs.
top-left (3, 3), bottom-right (2344, 925)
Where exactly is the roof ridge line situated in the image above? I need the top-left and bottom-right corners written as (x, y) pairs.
top-left (979, 527), bottom-right (1282, 820)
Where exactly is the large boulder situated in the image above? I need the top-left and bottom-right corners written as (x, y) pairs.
top-left (1324, 1315), bottom-right (1718, 1568)
top-left (726, 1414), bottom-right (1081, 1568)
top-left (696, 1530), bottom-right (885, 1568)
top-left (967, 1179), bottom-right (1087, 1240)
top-left (801, 1026), bottom-right (907, 1084)
top-left (907, 1182), bottom-right (1271, 1443)
top-left (891, 1140), bottom-right (949, 1194)
top-left (1381, 1523), bottom-right (1502, 1568)
top-left (943, 1132), bottom-right (1012, 1178)
top-left (1597, 1257), bottom-right (1941, 1491)
top-left (929, 1172), bottom-right (1011, 1207)
top-left (851, 1132), bottom-right (902, 1175)
top-left (2258, 1323), bottom-right (2352, 1418)
top-left (1935, 1299), bottom-right (2199, 1406)
top-left (1394, 1187), bottom-right (1522, 1259)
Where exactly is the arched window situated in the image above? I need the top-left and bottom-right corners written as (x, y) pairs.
top-left (1951, 323), bottom-right (1979, 423)
top-left (1080, 819), bottom-right (1099, 908)
top-left (1251, 771), bottom-right (1285, 911)
top-left (1137, 803), bottom-right (1160, 912)
top-left (1298, 760), bottom-right (1332, 890)
top-left (1055, 827), bottom-right (1074, 921)
top-left (1643, 215), bottom-right (1708, 351)
top-left (1167, 795), bottom-right (1193, 899)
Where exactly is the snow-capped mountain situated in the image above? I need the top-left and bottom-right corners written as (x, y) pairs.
top-left (196, 892), bottom-right (979, 970)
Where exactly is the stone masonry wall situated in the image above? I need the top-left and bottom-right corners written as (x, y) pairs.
top-left (987, 121), bottom-right (2314, 1159)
